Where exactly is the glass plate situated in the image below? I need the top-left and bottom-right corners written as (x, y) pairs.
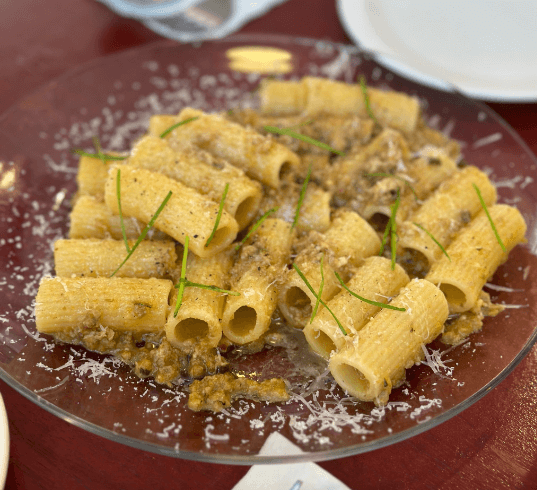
top-left (0, 34), bottom-right (535, 464)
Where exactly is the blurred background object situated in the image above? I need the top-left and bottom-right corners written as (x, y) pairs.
top-left (337, 0), bottom-right (537, 101)
top-left (98, 0), bottom-right (290, 42)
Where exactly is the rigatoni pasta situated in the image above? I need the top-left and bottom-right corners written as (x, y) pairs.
top-left (151, 107), bottom-right (300, 188)
top-left (398, 165), bottom-right (497, 273)
top-left (128, 135), bottom-right (262, 230)
top-left (166, 249), bottom-right (234, 352)
top-left (104, 165), bottom-right (239, 258)
top-left (329, 279), bottom-right (449, 405)
top-left (425, 204), bottom-right (527, 313)
top-left (222, 218), bottom-right (293, 344)
top-left (34, 76), bottom-right (527, 413)
top-left (304, 256), bottom-right (409, 359)
top-left (35, 277), bottom-right (173, 334)
top-left (54, 238), bottom-right (177, 279)
top-left (69, 195), bottom-right (169, 241)
top-left (260, 76), bottom-right (421, 133)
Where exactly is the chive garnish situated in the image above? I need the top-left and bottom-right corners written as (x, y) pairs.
top-left (366, 172), bottom-right (418, 200)
top-left (292, 263), bottom-right (347, 335)
top-left (110, 188), bottom-right (172, 277)
top-left (287, 119), bottom-right (314, 131)
top-left (173, 236), bottom-right (189, 317)
top-left (334, 271), bottom-right (406, 312)
top-left (473, 183), bottom-right (506, 252)
top-left (234, 207), bottom-right (278, 251)
top-left (413, 222), bottom-right (451, 261)
top-left (263, 125), bottom-right (345, 156)
top-left (173, 239), bottom-right (240, 317)
top-left (72, 148), bottom-right (127, 162)
top-left (176, 280), bottom-right (240, 297)
top-left (92, 137), bottom-right (106, 166)
top-left (390, 191), bottom-right (400, 270)
top-left (72, 136), bottom-right (127, 163)
top-left (359, 75), bottom-right (379, 124)
top-left (379, 188), bottom-right (401, 270)
top-left (116, 168), bottom-right (130, 254)
top-left (160, 116), bottom-right (199, 138)
top-left (292, 165), bottom-right (312, 231)
top-left (205, 183), bottom-right (229, 248)
top-left (379, 216), bottom-right (391, 257)
top-left (310, 254), bottom-right (325, 323)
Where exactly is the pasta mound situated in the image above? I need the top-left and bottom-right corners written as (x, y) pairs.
top-left (34, 76), bottom-right (526, 411)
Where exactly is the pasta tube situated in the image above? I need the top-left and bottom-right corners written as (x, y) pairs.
top-left (329, 279), bottom-right (449, 405)
top-left (278, 211), bottom-right (381, 329)
top-left (398, 165), bottom-right (497, 273)
top-left (76, 153), bottom-right (123, 200)
top-left (258, 79), bottom-right (307, 115)
top-left (222, 218), bottom-right (293, 344)
top-left (128, 135), bottom-right (262, 229)
top-left (166, 250), bottom-right (233, 352)
top-left (104, 165), bottom-right (238, 258)
top-left (294, 184), bottom-right (331, 234)
top-left (152, 108), bottom-right (300, 188)
top-left (405, 147), bottom-right (458, 200)
top-left (304, 257), bottom-right (409, 358)
top-left (54, 238), bottom-right (177, 279)
top-left (259, 76), bottom-right (420, 133)
top-left (426, 204), bottom-right (527, 313)
top-left (278, 244), bottom-right (340, 329)
top-left (262, 181), bottom-right (331, 234)
top-left (322, 210), bottom-right (381, 267)
top-left (69, 195), bottom-right (168, 241)
top-left (331, 128), bottom-right (411, 205)
top-left (35, 277), bottom-right (173, 334)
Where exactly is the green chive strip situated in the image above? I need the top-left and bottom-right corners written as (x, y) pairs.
top-left (389, 189), bottom-right (401, 270)
top-left (379, 215), bottom-right (391, 256)
top-left (292, 165), bottom-right (312, 231)
top-left (359, 75), bottom-right (379, 124)
top-left (473, 183), bottom-right (506, 252)
top-left (176, 280), bottom-right (240, 297)
top-left (234, 207), bottom-right (278, 251)
top-left (334, 271), bottom-right (406, 312)
top-left (173, 236), bottom-right (190, 317)
top-left (72, 149), bottom-right (127, 161)
top-left (205, 183), bottom-right (229, 247)
top-left (413, 222), bottom-right (451, 261)
top-left (366, 172), bottom-right (418, 200)
top-left (379, 188), bottom-right (401, 267)
top-left (292, 263), bottom-right (347, 336)
top-left (264, 125), bottom-right (345, 156)
top-left (92, 137), bottom-right (106, 166)
top-left (287, 119), bottom-right (314, 131)
top-left (115, 168), bottom-right (131, 254)
top-left (160, 116), bottom-right (199, 138)
top-left (110, 190), bottom-right (172, 277)
top-left (310, 254), bottom-right (325, 324)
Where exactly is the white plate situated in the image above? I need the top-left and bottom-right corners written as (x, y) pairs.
top-left (337, 0), bottom-right (537, 101)
top-left (0, 394), bottom-right (8, 489)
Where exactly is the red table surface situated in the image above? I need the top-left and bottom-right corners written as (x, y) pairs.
top-left (1, 1), bottom-right (536, 489)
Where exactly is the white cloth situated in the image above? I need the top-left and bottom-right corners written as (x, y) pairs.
top-left (232, 433), bottom-right (352, 490)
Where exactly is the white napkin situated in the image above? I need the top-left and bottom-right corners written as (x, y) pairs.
top-left (232, 433), bottom-right (352, 490)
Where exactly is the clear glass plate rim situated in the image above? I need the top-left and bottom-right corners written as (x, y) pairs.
top-left (0, 33), bottom-right (536, 464)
